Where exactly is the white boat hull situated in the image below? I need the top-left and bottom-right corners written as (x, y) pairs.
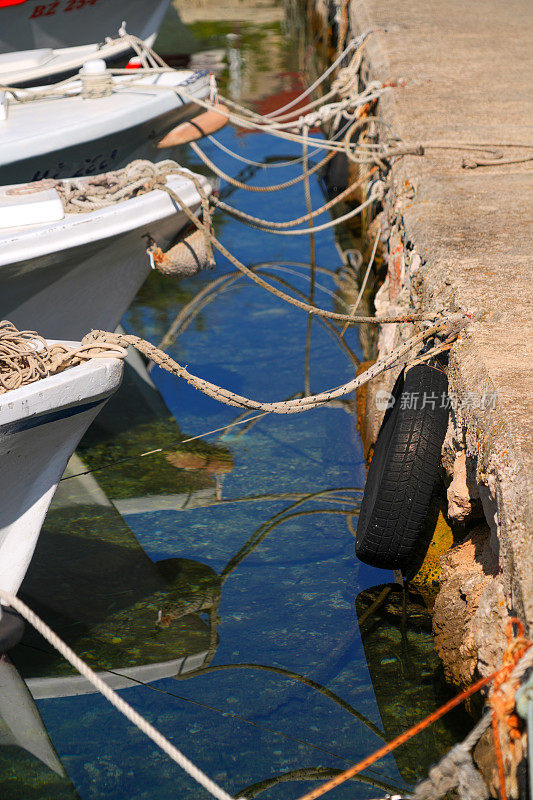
top-left (0, 170), bottom-right (211, 340)
top-left (0, 37), bottom-right (159, 88)
top-left (0, 354), bottom-right (124, 606)
top-left (0, 0), bottom-right (171, 55)
top-left (0, 70), bottom-right (210, 183)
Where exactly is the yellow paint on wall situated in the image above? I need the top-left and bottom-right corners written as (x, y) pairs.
top-left (411, 511), bottom-right (453, 589)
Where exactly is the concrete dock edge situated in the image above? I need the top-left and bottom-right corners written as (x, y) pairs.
top-left (345, 0), bottom-right (532, 677)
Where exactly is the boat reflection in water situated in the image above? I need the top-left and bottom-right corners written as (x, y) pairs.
top-left (4, 512), bottom-right (222, 797)
top-left (0, 655), bottom-right (81, 800)
top-left (1, 357), bottom-right (229, 798)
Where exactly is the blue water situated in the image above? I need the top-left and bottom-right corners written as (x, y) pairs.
top-left (4, 11), bottom-right (465, 800)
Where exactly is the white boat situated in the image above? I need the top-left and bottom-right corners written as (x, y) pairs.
top-left (0, 344), bottom-right (124, 649)
top-left (0, 0), bottom-right (172, 73)
top-left (0, 168), bottom-right (212, 340)
top-left (0, 67), bottom-right (210, 184)
top-left (0, 35), bottom-right (164, 89)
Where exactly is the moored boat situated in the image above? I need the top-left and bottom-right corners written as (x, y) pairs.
top-left (0, 164), bottom-right (212, 340)
top-left (0, 66), bottom-right (210, 184)
top-left (0, 31), bottom-right (171, 89)
top-left (0, 0), bottom-right (172, 62)
top-left (0, 334), bottom-right (125, 652)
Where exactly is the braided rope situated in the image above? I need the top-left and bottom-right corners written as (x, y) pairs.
top-left (413, 714), bottom-right (492, 800)
top-left (0, 309), bottom-right (467, 412)
top-left (56, 159), bottom-right (172, 212)
top-left (81, 315), bottom-right (466, 414)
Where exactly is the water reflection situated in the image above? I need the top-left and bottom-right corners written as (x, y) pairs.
top-left (355, 584), bottom-right (471, 785)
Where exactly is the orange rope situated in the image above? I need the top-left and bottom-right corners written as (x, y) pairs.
top-left (489, 618), bottom-right (531, 800)
top-left (491, 713), bottom-right (507, 800)
top-left (294, 670), bottom-right (497, 800)
top-left (295, 617), bottom-right (532, 800)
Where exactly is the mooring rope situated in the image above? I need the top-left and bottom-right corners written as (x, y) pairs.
top-left (190, 140), bottom-right (337, 192)
top-left (81, 316), bottom-right (464, 413)
top-left (294, 619), bottom-right (532, 800)
top-left (412, 713), bottom-right (492, 800)
top-left (153, 165), bottom-right (434, 323)
top-left (0, 313), bottom-right (466, 411)
top-left (0, 590), bottom-right (238, 800)
top-left (210, 166), bottom-right (377, 229)
top-left (55, 160), bottom-right (182, 212)
top-left (10, 157), bottom-right (427, 327)
top-left (213, 190), bottom-right (378, 235)
top-left (204, 106), bottom-right (369, 169)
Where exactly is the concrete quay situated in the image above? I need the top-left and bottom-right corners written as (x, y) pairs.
top-left (342, 0), bottom-right (532, 685)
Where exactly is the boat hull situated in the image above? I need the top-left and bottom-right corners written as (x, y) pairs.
top-left (0, 98), bottom-right (204, 185)
top-left (0, 0), bottom-right (172, 54)
top-left (2, 209), bottom-right (181, 339)
top-left (0, 356), bottom-right (123, 604)
top-left (0, 172), bottom-right (210, 340)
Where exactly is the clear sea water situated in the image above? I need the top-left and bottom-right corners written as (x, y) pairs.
top-left (3, 6), bottom-right (468, 799)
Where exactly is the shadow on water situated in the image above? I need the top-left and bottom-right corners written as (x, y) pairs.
top-left (2, 3), bottom-right (470, 799)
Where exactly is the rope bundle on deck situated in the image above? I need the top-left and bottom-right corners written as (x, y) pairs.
top-left (0, 321), bottom-right (127, 394)
top-left (56, 160), bottom-right (181, 212)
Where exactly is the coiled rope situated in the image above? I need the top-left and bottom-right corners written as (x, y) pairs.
top-left (0, 320), bottom-right (127, 394)
top-left (54, 159), bottom-right (183, 212)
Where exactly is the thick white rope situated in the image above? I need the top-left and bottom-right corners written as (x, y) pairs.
top-left (0, 590), bottom-right (239, 800)
top-left (87, 315), bottom-right (467, 414)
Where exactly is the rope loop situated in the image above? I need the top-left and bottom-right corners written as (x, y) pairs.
top-left (80, 70), bottom-right (113, 100)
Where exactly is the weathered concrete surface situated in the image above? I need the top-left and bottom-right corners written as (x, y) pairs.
top-left (348, 0), bottom-right (533, 660)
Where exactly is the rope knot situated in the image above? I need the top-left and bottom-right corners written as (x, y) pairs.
top-left (331, 66), bottom-right (356, 97)
top-left (77, 330), bottom-right (130, 360)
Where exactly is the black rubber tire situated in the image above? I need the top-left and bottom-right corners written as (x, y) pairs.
top-left (0, 606), bottom-right (25, 654)
top-left (355, 363), bottom-right (449, 571)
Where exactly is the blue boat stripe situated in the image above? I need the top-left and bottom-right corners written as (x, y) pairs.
top-left (0, 398), bottom-right (106, 436)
